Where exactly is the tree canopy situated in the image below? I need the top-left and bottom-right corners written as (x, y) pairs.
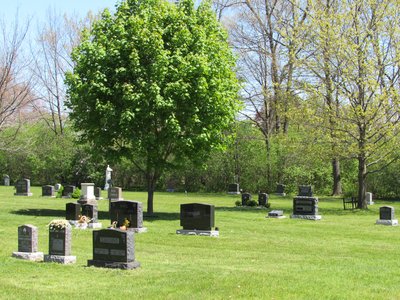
top-left (66, 0), bottom-right (240, 214)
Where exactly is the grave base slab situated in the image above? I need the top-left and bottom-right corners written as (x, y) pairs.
top-left (376, 219), bottom-right (398, 226)
top-left (266, 215), bottom-right (286, 219)
top-left (87, 260), bottom-right (140, 270)
top-left (176, 229), bottom-right (219, 237)
top-left (290, 214), bottom-right (322, 220)
top-left (129, 227), bottom-right (147, 233)
top-left (12, 251), bottom-right (44, 261)
top-left (276, 193), bottom-right (286, 196)
top-left (44, 255), bottom-right (76, 264)
top-left (14, 193), bottom-right (33, 196)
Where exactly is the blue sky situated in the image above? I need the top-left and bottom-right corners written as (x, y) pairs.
top-left (0, 0), bottom-right (117, 23)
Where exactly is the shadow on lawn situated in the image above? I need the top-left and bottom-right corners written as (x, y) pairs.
top-left (11, 209), bottom-right (111, 220)
top-left (144, 212), bottom-right (180, 222)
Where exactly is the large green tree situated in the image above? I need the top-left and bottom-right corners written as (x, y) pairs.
top-left (66, 0), bottom-right (240, 214)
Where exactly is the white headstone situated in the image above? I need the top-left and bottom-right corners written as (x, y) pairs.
top-left (104, 165), bottom-right (113, 190)
top-left (366, 192), bottom-right (374, 205)
top-left (80, 183), bottom-right (95, 202)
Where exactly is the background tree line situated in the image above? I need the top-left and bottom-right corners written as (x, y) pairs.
top-left (1, 0), bottom-right (400, 204)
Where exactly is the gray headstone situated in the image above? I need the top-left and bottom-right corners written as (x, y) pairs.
top-left (94, 187), bottom-right (102, 199)
top-left (55, 183), bottom-right (62, 191)
top-left (42, 185), bottom-right (55, 197)
top-left (3, 175), bottom-right (10, 186)
top-left (180, 203), bottom-right (215, 231)
top-left (18, 224), bottom-right (38, 253)
top-left (110, 201), bottom-right (143, 229)
top-left (14, 179), bottom-right (32, 196)
top-left (108, 187), bottom-right (123, 201)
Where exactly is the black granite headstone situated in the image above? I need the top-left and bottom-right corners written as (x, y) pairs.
top-left (228, 183), bottom-right (240, 194)
top-left (81, 203), bottom-right (98, 223)
top-left (293, 197), bottom-right (318, 215)
top-left (49, 228), bottom-right (71, 256)
top-left (42, 185), bottom-right (55, 197)
top-left (379, 206), bottom-right (395, 220)
top-left (258, 193), bottom-right (269, 206)
top-left (298, 185), bottom-right (313, 197)
top-left (109, 200), bottom-right (143, 229)
top-left (241, 193), bottom-right (251, 206)
top-left (66, 203), bottom-right (81, 221)
top-left (180, 203), bottom-right (215, 230)
top-left (15, 179), bottom-right (32, 196)
top-left (62, 185), bottom-right (76, 197)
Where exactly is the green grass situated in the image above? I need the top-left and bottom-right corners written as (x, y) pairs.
top-left (1, 186), bottom-right (400, 299)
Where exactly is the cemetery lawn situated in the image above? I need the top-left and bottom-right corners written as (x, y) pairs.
top-left (1, 186), bottom-right (400, 299)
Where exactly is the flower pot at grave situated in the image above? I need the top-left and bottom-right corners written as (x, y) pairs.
top-left (48, 228), bottom-right (72, 256)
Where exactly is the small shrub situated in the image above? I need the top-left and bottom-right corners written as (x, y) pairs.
top-left (246, 199), bottom-right (258, 207)
top-left (235, 200), bottom-right (241, 207)
top-left (56, 186), bottom-right (64, 198)
top-left (71, 188), bottom-right (81, 199)
top-left (264, 203), bottom-right (271, 208)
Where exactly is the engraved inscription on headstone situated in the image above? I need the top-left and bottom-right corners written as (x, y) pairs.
top-left (293, 197), bottom-right (319, 215)
top-left (298, 185), bottom-right (313, 197)
top-left (81, 203), bottom-right (98, 223)
top-left (42, 185), bottom-right (55, 197)
top-left (14, 179), bottom-right (32, 196)
top-left (180, 203), bottom-right (215, 231)
top-left (108, 187), bottom-right (123, 201)
top-left (48, 228), bottom-right (71, 256)
top-left (62, 185), bottom-right (76, 198)
top-left (109, 201), bottom-right (143, 229)
top-left (258, 193), bottom-right (269, 206)
top-left (66, 203), bottom-right (81, 221)
top-left (18, 225), bottom-right (38, 253)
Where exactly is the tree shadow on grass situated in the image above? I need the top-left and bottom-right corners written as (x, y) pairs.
top-left (11, 209), bottom-right (111, 220)
top-left (215, 206), bottom-right (270, 213)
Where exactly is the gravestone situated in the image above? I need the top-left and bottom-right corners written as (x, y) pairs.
top-left (3, 175), bottom-right (10, 186)
top-left (14, 179), bottom-right (33, 196)
top-left (241, 193), bottom-right (251, 206)
top-left (376, 206), bottom-right (398, 226)
top-left (177, 203), bottom-right (218, 236)
top-left (258, 193), bottom-right (269, 206)
top-left (87, 229), bottom-right (140, 269)
top-left (12, 225), bottom-right (43, 261)
top-left (108, 187), bottom-right (123, 201)
top-left (66, 203), bottom-right (81, 223)
top-left (55, 183), bottom-right (62, 191)
top-left (78, 183), bottom-right (96, 204)
top-left (276, 184), bottom-right (286, 196)
top-left (298, 185), bottom-right (313, 197)
top-left (42, 185), bottom-right (55, 197)
top-left (366, 192), bottom-right (374, 205)
top-left (95, 187), bottom-right (103, 200)
top-left (62, 185), bottom-right (76, 198)
top-left (109, 201), bottom-right (146, 232)
top-left (44, 225), bottom-right (76, 264)
top-left (267, 210), bottom-right (285, 218)
top-left (291, 196), bottom-right (321, 220)
top-left (104, 165), bottom-right (113, 190)
top-left (227, 183), bottom-right (240, 194)
top-left (81, 203), bottom-right (102, 229)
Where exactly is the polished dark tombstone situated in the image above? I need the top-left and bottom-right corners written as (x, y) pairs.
top-left (87, 229), bottom-right (140, 269)
top-left (228, 183), bottom-right (240, 194)
top-left (276, 184), bottom-right (286, 195)
top-left (258, 193), bottom-right (269, 206)
top-left (66, 202), bottom-right (81, 221)
top-left (180, 203), bottom-right (215, 231)
top-left (81, 203), bottom-right (98, 223)
top-left (293, 197), bottom-right (319, 215)
top-left (376, 206), bottom-right (398, 225)
top-left (241, 193), bottom-right (251, 206)
top-left (12, 224), bottom-right (43, 261)
top-left (380, 206), bottom-right (395, 220)
top-left (62, 185), bottom-right (76, 198)
top-left (14, 179), bottom-right (32, 196)
top-left (298, 185), bottom-right (313, 197)
top-left (42, 185), bottom-right (55, 197)
top-left (44, 225), bottom-right (76, 264)
top-left (109, 200), bottom-right (143, 229)
top-left (94, 187), bottom-right (102, 200)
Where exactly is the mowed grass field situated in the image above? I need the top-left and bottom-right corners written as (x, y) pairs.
top-left (1, 186), bottom-right (400, 299)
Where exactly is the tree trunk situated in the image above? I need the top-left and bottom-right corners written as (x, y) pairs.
top-left (332, 157), bottom-right (342, 196)
top-left (146, 173), bottom-right (156, 215)
top-left (357, 155), bottom-right (367, 209)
